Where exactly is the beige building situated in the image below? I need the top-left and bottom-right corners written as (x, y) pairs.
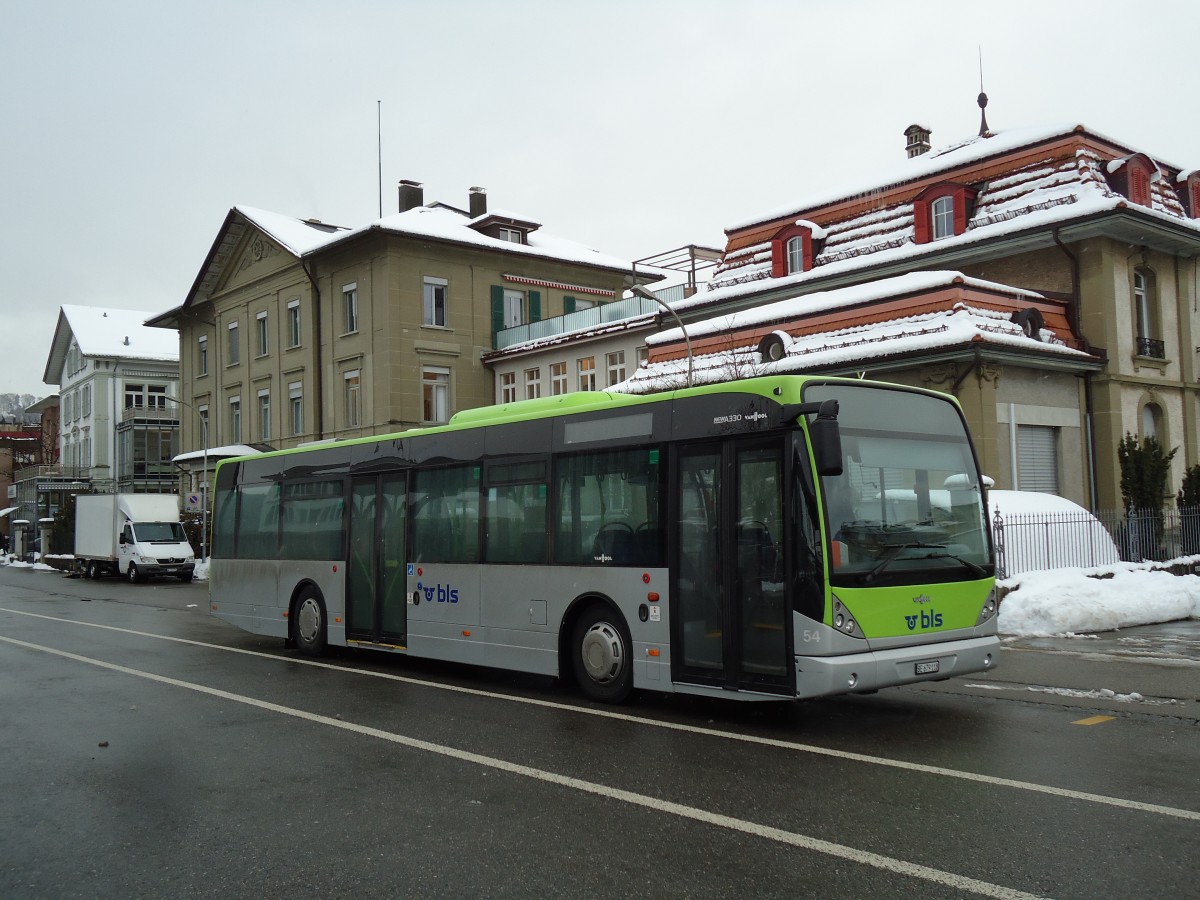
top-left (149, 183), bottom-right (643, 456)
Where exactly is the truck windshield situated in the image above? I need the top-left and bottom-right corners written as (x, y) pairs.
top-left (135, 522), bottom-right (188, 543)
top-left (804, 382), bottom-right (992, 587)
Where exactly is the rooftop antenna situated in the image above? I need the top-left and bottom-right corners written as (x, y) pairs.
top-left (977, 46), bottom-right (991, 137)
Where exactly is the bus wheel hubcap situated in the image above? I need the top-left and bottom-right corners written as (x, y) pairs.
top-left (581, 622), bottom-right (623, 684)
top-left (298, 599), bottom-right (321, 643)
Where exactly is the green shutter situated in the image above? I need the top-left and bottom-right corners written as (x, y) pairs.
top-left (528, 290), bottom-right (541, 323)
top-left (563, 295), bottom-right (576, 315)
top-left (491, 285), bottom-right (505, 343)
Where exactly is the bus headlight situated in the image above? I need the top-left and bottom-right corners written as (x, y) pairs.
top-left (976, 590), bottom-right (998, 625)
top-left (831, 596), bottom-right (861, 637)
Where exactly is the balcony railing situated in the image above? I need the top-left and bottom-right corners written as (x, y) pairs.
top-left (121, 405), bottom-right (180, 424)
top-left (494, 295), bottom-right (663, 350)
top-left (1136, 336), bottom-right (1166, 359)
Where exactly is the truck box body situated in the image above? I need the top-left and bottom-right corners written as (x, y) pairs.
top-left (75, 494), bottom-right (195, 581)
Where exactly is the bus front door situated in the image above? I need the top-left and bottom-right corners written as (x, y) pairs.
top-left (675, 439), bottom-right (792, 694)
top-left (347, 473), bottom-right (408, 646)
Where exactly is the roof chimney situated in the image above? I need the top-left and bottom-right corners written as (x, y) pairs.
top-left (905, 124), bottom-right (932, 158)
top-left (469, 186), bottom-right (487, 218)
top-left (398, 179), bottom-right (424, 213)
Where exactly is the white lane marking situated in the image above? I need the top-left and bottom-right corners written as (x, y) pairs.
top-left (0, 633), bottom-right (1046, 900)
top-left (4, 606), bottom-right (1199, 823)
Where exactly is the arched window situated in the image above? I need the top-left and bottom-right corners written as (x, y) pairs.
top-left (1142, 402), bottom-right (1163, 441)
top-left (931, 195), bottom-right (955, 240)
top-left (786, 236), bottom-right (804, 274)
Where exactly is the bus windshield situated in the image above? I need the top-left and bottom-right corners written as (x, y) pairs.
top-left (804, 383), bottom-right (992, 586)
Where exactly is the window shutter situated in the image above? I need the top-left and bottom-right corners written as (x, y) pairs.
top-left (490, 285), bottom-right (505, 342)
top-left (563, 295), bottom-right (576, 315)
top-left (913, 201), bottom-right (930, 244)
top-left (1017, 425), bottom-right (1058, 493)
top-left (770, 239), bottom-right (787, 278)
top-left (529, 290), bottom-right (541, 323)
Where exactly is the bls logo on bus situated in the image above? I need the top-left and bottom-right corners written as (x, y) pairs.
top-left (417, 581), bottom-right (459, 604)
top-left (904, 609), bottom-right (943, 630)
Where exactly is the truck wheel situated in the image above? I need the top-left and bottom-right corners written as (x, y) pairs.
top-left (178, 573), bottom-right (194, 583)
top-left (292, 588), bottom-right (328, 656)
top-left (128, 563), bottom-right (142, 584)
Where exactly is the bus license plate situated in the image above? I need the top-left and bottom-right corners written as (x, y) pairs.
top-left (915, 660), bottom-right (940, 675)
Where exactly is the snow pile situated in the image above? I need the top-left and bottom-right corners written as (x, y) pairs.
top-left (998, 562), bottom-right (1200, 635)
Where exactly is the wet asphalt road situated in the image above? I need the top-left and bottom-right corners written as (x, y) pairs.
top-left (1, 563), bottom-right (1197, 900)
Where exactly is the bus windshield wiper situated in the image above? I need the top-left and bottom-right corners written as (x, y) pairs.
top-left (923, 551), bottom-right (987, 578)
top-left (863, 541), bottom-right (944, 583)
top-left (864, 542), bottom-right (986, 582)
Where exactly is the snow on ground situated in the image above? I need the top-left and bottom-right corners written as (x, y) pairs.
top-left (998, 559), bottom-right (1200, 636)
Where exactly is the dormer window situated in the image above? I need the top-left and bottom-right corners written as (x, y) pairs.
top-left (770, 220), bottom-right (825, 278)
top-left (786, 236), bottom-right (804, 274)
top-left (1177, 170), bottom-right (1200, 219)
top-left (469, 212), bottom-right (541, 245)
top-left (498, 227), bottom-right (524, 244)
top-left (931, 195), bottom-right (955, 240)
top-left (913, 183), bottom-right (978, 244)
top-left (1107, 153), bottom-right (1156, 208)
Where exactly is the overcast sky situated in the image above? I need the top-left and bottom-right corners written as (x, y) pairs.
top-left (3, 0), bottom-right (1198, 399)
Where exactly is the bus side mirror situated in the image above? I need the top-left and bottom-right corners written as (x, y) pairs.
top-left (811, 409), bottom-right (843, 477)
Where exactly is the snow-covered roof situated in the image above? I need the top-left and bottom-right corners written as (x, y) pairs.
top-left (706, 123), bottom-right (1199, 299)
top-left (616, 272), bottom-right (1098, 395)
top-left (44, 305), bottom-right (179, 385)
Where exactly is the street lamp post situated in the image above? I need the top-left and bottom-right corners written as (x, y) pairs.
top-left (626, 276), bottom-right (694, 388)
top-left (166, 395), bottom-right (209, 562)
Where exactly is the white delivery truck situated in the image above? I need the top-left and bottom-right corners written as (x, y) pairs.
top-left (75, 494), bottom-right (196, 583)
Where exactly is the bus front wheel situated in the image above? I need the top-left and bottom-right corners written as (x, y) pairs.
top-left (572, 604), bottom-right (633, 703)
top-left (292, 589), bottom-right (328, 656)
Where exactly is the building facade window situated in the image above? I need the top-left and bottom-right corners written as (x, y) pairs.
top-left (198, 335), bottom-right (208, 376)
top-left (503, 289), bottom-right (525, 328)
top-left (551, 362), bottom-right (568, 395)
top-left (256, 311), bottom-right (269, 357)
top-left (578, 356), bottom-right (596, 391)
top-left (344, 370), bottom-right (361, 428)
top-left (1133, 268), bottom-right (1164, 358)
top-left (1017, 424), bottom-right (1059, 494)
top-left (81, 385), bottom-right (91, 417)
top-left (423, 367), bottom-right (450, 423)
top-left (228, 321), bottom-right (240, 365)
top-left (289, 382), bottom-right (303, 436)
top-left (931, 195), bottom-right (955, 240)
top-left (125, 384), bottom-right (143, 409)
top-left (606, 350), bottom-right (626, 386)
top-left (287, 299), bottom-right (301, 348)
top-left (258, 390), bottom-right (271, 442)
top-left (343, 283), bottom-right (359, 334)
top-left (524, 367), bottom-right (541, 400)
top-left (229, 396), bottom-right (242, 444)
top-left (500, 371), bottom-right (516, 403)
top-left (147, 385), bottom-right (167, 410)
top-left (1141, 403), bottom-right (1163, 441)
top-left (423, 277), bottom-right (448, 327)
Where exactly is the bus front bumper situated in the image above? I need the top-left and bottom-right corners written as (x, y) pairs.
top-left (794, 635), bottom-right (1000, 699)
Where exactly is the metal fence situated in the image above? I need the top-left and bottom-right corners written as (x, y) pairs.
top-left (992, 505), bottom-right (1200, 579)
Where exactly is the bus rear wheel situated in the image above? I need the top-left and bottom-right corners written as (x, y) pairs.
top-left (292, 589), bottom-right (328, 656)
top-left (572, 604), bottom-right (633, 703)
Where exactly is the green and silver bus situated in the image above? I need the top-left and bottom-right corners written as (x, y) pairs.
top-left (210, 375), bottom-right (998, 703)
